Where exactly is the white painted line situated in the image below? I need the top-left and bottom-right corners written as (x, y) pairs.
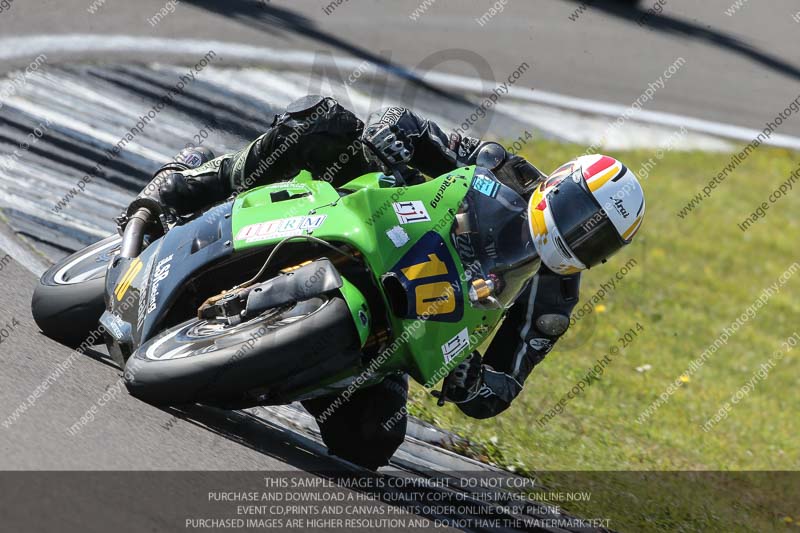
top-left (421, 71), bottom-right (800, 151)
top-left (0, 34), bottom-right (797, 150)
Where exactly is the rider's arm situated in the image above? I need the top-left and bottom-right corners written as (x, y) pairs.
top-left (363, 107), bottom-right (541, 194)
top-left (362, 107), bottom-right (481, 178)
top-left (455, 266), bottom-right (581, 419)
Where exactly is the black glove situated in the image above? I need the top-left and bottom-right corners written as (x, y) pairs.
top-left (361, 123), bottom-right (413, 174)
top-left (440, 351), bottom-right (483, 404)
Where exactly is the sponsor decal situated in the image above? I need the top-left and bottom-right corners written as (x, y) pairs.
top-left (430, 175), bottom-right (456, 208)
top-left (453, 234), bottom-right (482, 281)
top-left (147, 254), bottom-right (174, 314)
top-left (386, 225), bottom-right (410, 247)
top-left (180, 152), bottom-right (204, 168)
top-left (442, 327), bottom-right (470, 364)
top-left (612, 197), bottom-right (630, 218)
top-left (358, 309), bottom-right (369, 328)
top-left (136, 257), bottom-right (156, 330)
top-left (262, 183), bottom-right (312, 192)
top-left (390, 232), bottom-right (464, 323)
top-left (378, 106), bottom-right (405, 126)
top-left (105, 313), bottom-right (125, 340)
top-left (471, 174), bottom-right (500, 198)
top-left (528, 338), bottom-right (553, 352)
top-left (393, 201), bottom-right (431, 224)
top-left (183, 157), bottom-right (221, 176)
top-left (476, 384), bottom-right (494, 398)
top-left (236, 215), bottom-right (327, 243)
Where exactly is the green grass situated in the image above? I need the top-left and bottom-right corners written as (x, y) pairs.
top-left (407, 139), bottom-right (800, 531)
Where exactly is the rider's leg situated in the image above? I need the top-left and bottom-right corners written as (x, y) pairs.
top-left (302, 373), bottom-right (408, 470)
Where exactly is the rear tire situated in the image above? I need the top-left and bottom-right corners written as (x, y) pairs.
top-left (31, 235), bottom-right (120, 347)
top-left (124, 295), bottom-right (358, 406)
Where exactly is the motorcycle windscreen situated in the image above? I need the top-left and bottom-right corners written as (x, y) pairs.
top-left (456, 168), bottom-right (540, 308)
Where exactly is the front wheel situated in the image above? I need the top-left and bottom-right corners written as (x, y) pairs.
top-left (124, 295), bottom-right (360, 406)
top-left (31, 235), bottom-right (121, 347)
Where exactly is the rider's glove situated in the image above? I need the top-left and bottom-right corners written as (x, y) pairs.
top-left (116, 169), bottom-right (182, 233)
top-left (117, 147), bottom-right (219, 232)
top-left (443, 351), bottom-right (483, 404)
top-left (361, 123), bottom-right (413, 174)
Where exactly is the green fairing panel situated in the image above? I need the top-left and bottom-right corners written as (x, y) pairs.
top-left (231, 167), bottom-right (503, 386)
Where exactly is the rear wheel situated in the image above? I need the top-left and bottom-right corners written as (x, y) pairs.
top-left (124, 295), bottom-right (359, 406)
top-left (31, 235), bottom-right (120, 347)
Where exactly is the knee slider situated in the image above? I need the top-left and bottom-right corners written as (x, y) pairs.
top-left (536, 313), bottom-right (570, 336)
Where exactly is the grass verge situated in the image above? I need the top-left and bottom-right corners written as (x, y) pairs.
top-left (408, 138), bottom-right (800, 531)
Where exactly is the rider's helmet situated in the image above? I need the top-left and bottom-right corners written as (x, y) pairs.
top-left (529, 155), bottom-right (645, 274)
top-left (456, 154), bottom-right (644, 310)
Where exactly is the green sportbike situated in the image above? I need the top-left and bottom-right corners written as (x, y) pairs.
top-left (31, 164), bottom-right (540, 408)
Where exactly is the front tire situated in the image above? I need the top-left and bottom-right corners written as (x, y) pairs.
top-left (31, 235), bottom-right (121, 347)
top-left (124, 295), bottom-right (359, 406)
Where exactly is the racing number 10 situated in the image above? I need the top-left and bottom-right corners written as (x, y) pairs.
top-left (401, 253), bottom-right (455, 316)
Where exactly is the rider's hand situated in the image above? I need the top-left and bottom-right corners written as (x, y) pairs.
top-left (361, 124), bottom-right (413, 174)
top-left (117, 171), bottom-right (181, 233)
top-left (443, 351), bottom-right (483, 404)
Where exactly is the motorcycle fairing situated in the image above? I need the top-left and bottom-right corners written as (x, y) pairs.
top-left (103, 202), bottom-right (234, 363)
top-left (385, 231), bottom-right (464, 323)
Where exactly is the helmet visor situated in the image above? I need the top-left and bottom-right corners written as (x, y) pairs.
top-left (548, 173), bottom-right (625, 268)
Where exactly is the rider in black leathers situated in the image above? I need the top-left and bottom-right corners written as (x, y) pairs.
top-left (130, 95), bottom-right (581, 468)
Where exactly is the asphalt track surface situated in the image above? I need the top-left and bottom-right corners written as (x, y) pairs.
top-left (0, 0), bottom-right (798, 136)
